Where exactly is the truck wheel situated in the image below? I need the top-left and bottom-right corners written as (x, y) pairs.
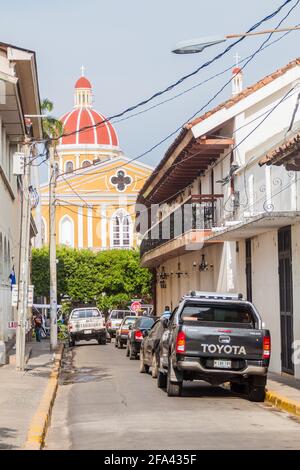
top-left (119, 341), bottom-right (124, 349)
top-left (157, 370), bottom-right (167, 389)
top-left (129, 345), bottom-right (136, 360)
top-left (248, 384), bottom-right (266, 402)
top-left (114, 338), bottom-right (118, 348)
top-left (139, 351), bottom-right (149, 373)
top-left (248, 376), bottom-right (266, 402)
top-left (151, 354), bottom-right (158, 379)
top-left (167, 367), bottom-right (182, 397)
top-left (126, 343), bottom-right (130, 357)
top-left (98, 336), bottom-right (106, 345)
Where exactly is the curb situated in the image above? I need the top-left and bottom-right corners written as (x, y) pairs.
top-left (265, 389), bottom-right (300, 418)
top-left (23, 343), bottom-right (64, 450)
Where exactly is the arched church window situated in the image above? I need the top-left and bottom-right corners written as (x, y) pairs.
top-left (65, 161), bottom-right (74, 173)
top-left (112, 210), bottom-right (131, 248)
top-left (82, 160), bottom-right (91, 168)
top-left (60, 216), bottom-right (74, 247)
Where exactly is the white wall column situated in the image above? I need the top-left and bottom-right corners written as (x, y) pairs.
top-left (78, 206), bottom-right (83, 248)
top-left (87, 206), bottom-right (93, 248)
top-left (101, 205), bottom-right (107, 249)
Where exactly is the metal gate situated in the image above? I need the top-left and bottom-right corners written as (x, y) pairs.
top-left (278, 226), bottom-right (294, 374)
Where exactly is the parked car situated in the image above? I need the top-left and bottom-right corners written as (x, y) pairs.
top-left (139, 318), bottom-right (166, 377)
top-left (126, 316), bottom-right (157, 360)
top-left (106, 310), bottom-right (134, 337)
top-left (157, 291), bottom-right (271, 402)
top-left (115, 316), bottom-right (138, 349)
top-left (68, 307), bottom-right (106, 347)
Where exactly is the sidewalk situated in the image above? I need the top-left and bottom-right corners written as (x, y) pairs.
top-left (0, 340), bottom-right (54, 450)
top-left (266, 372), bottom-right (300, 417)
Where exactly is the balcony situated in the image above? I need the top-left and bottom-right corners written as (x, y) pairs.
top-left (140, 195), bottom-right (223, 266)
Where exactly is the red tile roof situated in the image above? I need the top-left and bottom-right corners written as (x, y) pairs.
top-left (259, 132), bottom-right (300, 166)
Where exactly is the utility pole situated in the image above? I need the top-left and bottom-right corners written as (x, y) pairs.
top-left (49, 146), bottom-right (58, 351)
top-left (16, 142), bottom-right (32, 371)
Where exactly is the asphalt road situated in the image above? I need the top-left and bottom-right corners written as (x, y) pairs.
top-left (45, 340), bottom-right (300, 450)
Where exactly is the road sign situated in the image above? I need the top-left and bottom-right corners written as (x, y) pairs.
top-left (130, 301), bottom-right (142, 312)
top-left (12, 285), bottom-right (18, 307)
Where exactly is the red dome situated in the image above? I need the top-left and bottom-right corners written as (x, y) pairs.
top-left (75, 77), bottom-right (92, 89)
top-left (60, 108), bottom-right (119, 147)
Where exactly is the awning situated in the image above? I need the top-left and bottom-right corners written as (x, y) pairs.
top-left (206, 212), bottom-right (300, 242)
top-left (142, 136), bottom-right (234, 205)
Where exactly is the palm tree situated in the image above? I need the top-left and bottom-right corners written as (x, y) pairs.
top-left (41, 98), bottom-right (63, 141)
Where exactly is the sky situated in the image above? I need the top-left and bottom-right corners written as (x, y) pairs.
top-left (1, 0), bottom-right (300, 181)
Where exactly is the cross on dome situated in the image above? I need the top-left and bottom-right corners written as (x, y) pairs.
top-left (81, 65), bottom-right (85, 77)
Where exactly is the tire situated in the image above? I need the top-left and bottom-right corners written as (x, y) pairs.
top-left (151, 354), bottom-right (158, 379)
top-left (98, 336), bottom-right (106, 345)
top-left (126, 343), bottom-right (130, 357)
top-left (139, 351), bottom-right (150, 373)
top-left (167, 363), bottom-right (182, 397)
top-left (119, 341), bottom-right (124, 349)
top-left (248, 384), bottom-right (266, 402)
top-left (69, 339), bottom-right (75, 348)
top-left (157, 370), bottom-right (167, 389)
top-left (230, 382), bottom-right (247, 395)
top-left (129, 344), bottom-right (137, 360)
top-left (114, 337), bottom-right (118, 348)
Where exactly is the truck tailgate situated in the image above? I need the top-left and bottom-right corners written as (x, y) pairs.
top-left (183, 325), bottom-right (267, 360)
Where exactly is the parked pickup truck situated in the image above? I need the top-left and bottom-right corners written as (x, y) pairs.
top-left (68, 307), bottom-right (106, 347)
top-left (157, 292), bottom-right (271, 402)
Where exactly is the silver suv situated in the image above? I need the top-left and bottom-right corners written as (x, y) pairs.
top-left (68, 307), bottom-right (106, 347)
top-left (106, 310), bottom-right (135, 337)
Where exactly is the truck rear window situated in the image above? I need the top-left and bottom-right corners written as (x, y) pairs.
top-left (181, 303), bottom-right (255, 327)
top-left (71, 309), bottom-right (101, 319)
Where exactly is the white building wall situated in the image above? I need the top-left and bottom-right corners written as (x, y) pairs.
top-left (292, 223), bottom-right (300, 379)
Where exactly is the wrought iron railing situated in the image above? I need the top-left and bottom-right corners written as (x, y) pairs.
top-left (140, 196), bottom-right (221, 258)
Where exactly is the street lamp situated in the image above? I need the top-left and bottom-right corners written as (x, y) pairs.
top-left (172, 26), bottom-right (300, 54)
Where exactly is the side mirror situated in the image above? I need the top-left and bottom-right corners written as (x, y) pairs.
top-left (162, 317), bottom-right (169, 328)
top-left (128, 324), bottom-right (133, 330)
top-left (143, 330), bottom-right (149, 337)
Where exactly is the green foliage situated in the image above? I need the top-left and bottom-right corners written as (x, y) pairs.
top-left (41, 98), bottom-right (63, 140)
top-left (32, 247), bottom-right (152, 312)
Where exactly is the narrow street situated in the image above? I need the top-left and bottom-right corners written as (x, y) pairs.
top-left (45, 341), bottom-right (300, 450)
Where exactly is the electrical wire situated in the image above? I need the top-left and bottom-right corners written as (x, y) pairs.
top-left (56, 3), bottom-right (300, 182)
top-left (48, 0), bottom-right (294, 143)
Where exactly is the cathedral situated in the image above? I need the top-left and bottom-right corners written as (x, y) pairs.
top-left (40, 72), bottom-right (153, 250)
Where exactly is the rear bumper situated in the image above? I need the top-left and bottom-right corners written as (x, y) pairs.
top-left (176, 358), bottom-right (268, 377)
top-left (70, 329), bottom-right (106, 341)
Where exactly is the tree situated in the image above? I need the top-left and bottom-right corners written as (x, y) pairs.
top-left (31, 248), bottom-right (152, 312)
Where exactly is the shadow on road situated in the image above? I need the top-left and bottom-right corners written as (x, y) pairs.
top-left (0, 427), bottom-right (17, 450)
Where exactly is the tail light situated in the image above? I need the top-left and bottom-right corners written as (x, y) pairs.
top-left (263, 336), bottom-right (271, 359)
top-left (121, 329), bottom-right (129, 335)
top-left (135, 330), bottom-right (143, 341)
top-left (176, 331), bottom-right (186, 354)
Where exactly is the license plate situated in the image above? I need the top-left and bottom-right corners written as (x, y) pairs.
top-left (213, 360), bottom-right (232, 369)
top-left (84, 330), bottom-right (92, 334)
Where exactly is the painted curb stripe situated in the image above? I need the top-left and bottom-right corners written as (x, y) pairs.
top-left (265, 389), bottom-right (300, 417)
top-left (23, 344), bottom-right (64, 450)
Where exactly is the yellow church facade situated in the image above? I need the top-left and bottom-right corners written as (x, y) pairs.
top-left (39, 74), bottom-right (153, 250)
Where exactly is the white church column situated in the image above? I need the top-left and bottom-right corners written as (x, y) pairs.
top-left (78, 206), bottom-right (83, 248)
top-left (75, 153), bottom-right (80, 169)
top-left (101, 205), bottom-right (107, 249)
top-left (88, 206), bottom-right (93, 248)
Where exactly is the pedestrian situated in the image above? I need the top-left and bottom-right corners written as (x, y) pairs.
top-left (161, 305), bottom-right (171, 318)
top-left (33, 312), bottom-right (43, 342)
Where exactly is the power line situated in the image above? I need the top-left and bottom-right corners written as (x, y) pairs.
top-left (56, 8), bottom-right (300, 183)
top-left (49, 0), bottom-right (294, 143)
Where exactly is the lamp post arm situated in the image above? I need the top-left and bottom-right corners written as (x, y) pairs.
top-left (226, 25), bottom-right (300, 39)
